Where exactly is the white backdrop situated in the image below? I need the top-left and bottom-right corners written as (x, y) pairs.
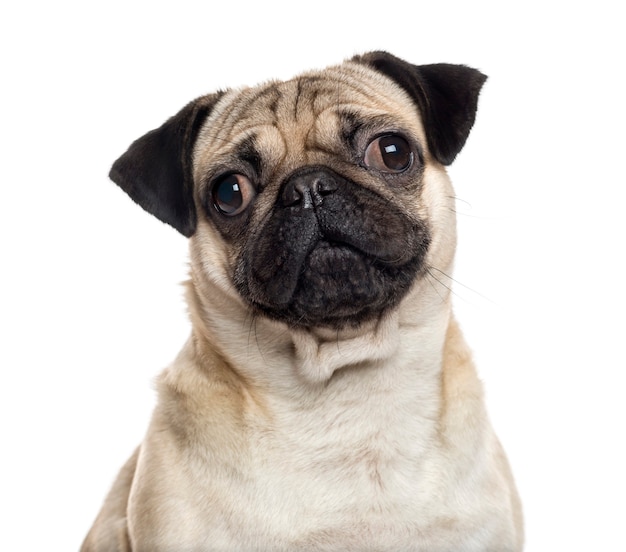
top-left (1, 1), bottom-right (624, 550)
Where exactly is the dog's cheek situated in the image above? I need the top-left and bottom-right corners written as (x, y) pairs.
top-left (419, 166), bottom-right (457, 272)
top-left (189, 222), bottom-right (245, 297)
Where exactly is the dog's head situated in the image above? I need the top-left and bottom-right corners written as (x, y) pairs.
top-left (111, 52), bottom-right (486, 330)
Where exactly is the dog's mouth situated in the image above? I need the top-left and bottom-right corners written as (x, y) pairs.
top-left (234, 169), bottom-right (430, 329)
top-left (241, 240), bottom-right (425, 328)
top-left (287, 240), bottom-right (390, 320)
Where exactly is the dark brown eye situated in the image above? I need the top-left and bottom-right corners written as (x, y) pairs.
top-left (212, 173), bottom-right (256, 216)
top-left (363, 134), bottom-right (413, 173)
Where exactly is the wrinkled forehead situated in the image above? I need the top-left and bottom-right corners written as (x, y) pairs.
top-left (193, 63), bottom-right (425, 174)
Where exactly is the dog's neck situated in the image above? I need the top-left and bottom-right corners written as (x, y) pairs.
top-left (184, 264), bottom-right (453, 392)
top-left (288, 315), bottom-right (403, 383)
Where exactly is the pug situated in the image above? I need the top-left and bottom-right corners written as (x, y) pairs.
top-left (81, 51), bottom-right (523, 551)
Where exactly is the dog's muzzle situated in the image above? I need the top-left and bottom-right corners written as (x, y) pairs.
top-left (236, 166), bottom-right (430, 328)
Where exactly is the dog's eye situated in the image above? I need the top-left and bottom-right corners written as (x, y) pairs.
top-left (212, 174), bottom-right (256, 216)
top-left (363, 135), bottom-right (413, 173)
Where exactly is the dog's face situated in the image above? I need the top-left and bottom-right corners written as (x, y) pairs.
top-left (111, 52), bottom-right (486, 329)
top-left (194, 69), bottom-right (433, 329)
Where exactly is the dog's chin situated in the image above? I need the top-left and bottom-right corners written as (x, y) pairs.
top-left (239, 240), bottom-right (425, 329)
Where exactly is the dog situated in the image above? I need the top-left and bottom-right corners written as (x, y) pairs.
top-left (82, 51), bottom-right (523, 551)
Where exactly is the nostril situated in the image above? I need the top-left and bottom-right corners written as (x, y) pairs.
top-left (295, 181), bottom-right (315, 209)
top-left (308, 177), bottom-right (336, 207)
top-left (316, 177), bottom-right (338, 196)
top-left (282, 184), bottom-right (303, 207)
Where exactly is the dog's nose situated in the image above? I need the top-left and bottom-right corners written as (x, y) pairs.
top-left (281, 168), bottom-right (338, 209)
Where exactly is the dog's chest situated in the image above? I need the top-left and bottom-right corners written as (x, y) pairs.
top-left (197, 369), bottom-right (446, 549)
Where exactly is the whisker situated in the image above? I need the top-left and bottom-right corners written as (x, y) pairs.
top-left (244, 308), bottom-right (267, 363)
top-left (252, 315), bottom-right (268, 363)
top-left (448, 207), bottom-right (505, 220)
top-left (424, 267), bottom-right (451, 303)
top-left (427, 266), bottom-right (496, 305)
top-left (448, 195), bottom-right (473, 209)
top-left (246, 309), bottom-right (256, 347)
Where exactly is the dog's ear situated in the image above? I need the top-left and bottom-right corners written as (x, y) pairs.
top-left (109, 92), bottom-right (224, 237)
top-left (352, 51), bottom-right (487, 165)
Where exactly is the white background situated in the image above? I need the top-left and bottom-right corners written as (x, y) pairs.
top-left (1, 1), bottom-right (624, 550)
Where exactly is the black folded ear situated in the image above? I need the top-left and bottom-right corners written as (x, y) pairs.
top-left (352, 51), bottom-right (487, 165)
top-left (109, 92), bottom-right (224, 237)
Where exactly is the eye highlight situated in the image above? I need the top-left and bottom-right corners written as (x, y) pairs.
top-left (363, 134), bottom-right (413, 173)
top-left (212, 173), bottom-right (256, 216)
